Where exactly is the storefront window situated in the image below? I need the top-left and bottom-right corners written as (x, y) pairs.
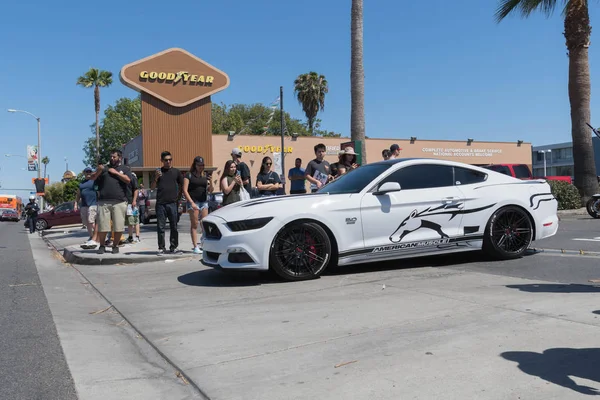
top-left (556, 166), bottom-right (573, 176)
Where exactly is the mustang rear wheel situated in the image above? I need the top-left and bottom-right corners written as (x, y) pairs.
top-left (269, 221), bottom-right (332, 281)
top-left (483, 206), bottom-right (533, 260)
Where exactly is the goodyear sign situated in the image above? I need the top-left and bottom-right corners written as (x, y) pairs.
top-left (139, 71), bottom-right (214, 86)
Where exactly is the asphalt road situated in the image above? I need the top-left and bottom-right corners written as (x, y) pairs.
top-left (0, 221), bottom-right (77, 400)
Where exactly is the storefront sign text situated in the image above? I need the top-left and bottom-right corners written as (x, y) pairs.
top-left (421, 148), bottom-right (503, 157)
top-left (239, 145), bottom-right (293, 154)
top-left (139, 71), bottom-right (214, 86)
top-left (326, 145), bottom-right (340, 155)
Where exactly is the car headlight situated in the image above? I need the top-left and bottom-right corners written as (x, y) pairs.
top-left (226, 217), bottom-right (273, 232)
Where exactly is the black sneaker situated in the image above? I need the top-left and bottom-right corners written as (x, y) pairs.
top-left (126, 236), bottom-right (134, 243)
top-left (157, 249), bottom-right (166, 256)
top-left (112, 247), bottom-right (119, 254)
top-left (97, 246), bottom-right (106, 255)
top-left (170, 248), bottom-right (183, 254)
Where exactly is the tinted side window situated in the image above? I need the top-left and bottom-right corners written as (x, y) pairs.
top-left (513, 165), bottom-right (532, 178)
top-left (485, 165), bottom-right (511, 176)
top-left (383, 165), bottom-right (454, 190)
top-left (454, 167), bottom-right (487, 185)
top-left (55, 203), bottom-right (70, 212)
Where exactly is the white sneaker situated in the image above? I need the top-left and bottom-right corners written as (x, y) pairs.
top-left (134, 236), bottom-right (141, 243)
top-left (193, 247), bottom-right (202, 254)
top-left (81, 240), bottom-right (99, 249)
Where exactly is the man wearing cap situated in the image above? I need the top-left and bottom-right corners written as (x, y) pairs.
top-left (75, 167), bottom-right (99, 248)
top-left (389, 144), bottom-right (401, 159)
top-left (231, 148), bottom-right (251, 193)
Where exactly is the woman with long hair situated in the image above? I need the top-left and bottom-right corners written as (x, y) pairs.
top-left (220, 160), bottom-right (242, 206)
top-left (256, 156), bottom-right (281, 197)
top-left (182, 156), bottom-right (213, 254)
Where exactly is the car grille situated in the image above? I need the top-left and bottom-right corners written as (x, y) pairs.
top-left (202, 221), bottom-right (222, 239)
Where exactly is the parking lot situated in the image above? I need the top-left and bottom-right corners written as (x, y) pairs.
top-left (29, 213), bottom-right (597, 400)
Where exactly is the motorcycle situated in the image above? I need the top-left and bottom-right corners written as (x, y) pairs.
top-left (587, 194), bottom-right (600, 218)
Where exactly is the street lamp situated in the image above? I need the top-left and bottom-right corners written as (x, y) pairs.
top-left (7, 109), bottom-right (43, 209)
top-left (537, 149), bottom-right (552, 176)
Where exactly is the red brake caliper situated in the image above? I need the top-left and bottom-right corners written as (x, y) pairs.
top-left (305, 232), bottom-right (316, 263)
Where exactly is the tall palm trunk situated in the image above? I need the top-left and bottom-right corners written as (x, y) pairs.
top-left (94, 85), bottom-right (100, 163)
top-left (565, 1), bottom-right (597, 204)
top-left (351, 0), bottom-right (366, 163)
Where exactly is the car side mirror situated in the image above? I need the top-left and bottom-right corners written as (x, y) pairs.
top-left (374, 181), bottom-right (401, 195)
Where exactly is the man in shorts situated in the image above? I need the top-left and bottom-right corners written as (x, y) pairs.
top-left (75, 167), bottom-right (99, 249)
top-left (88, 149), bottom-right (131, 254)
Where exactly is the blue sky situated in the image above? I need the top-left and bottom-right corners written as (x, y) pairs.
top-left (1, 0), bottom-right (599, 196)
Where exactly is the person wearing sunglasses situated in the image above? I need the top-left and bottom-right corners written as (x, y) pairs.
top-left (151, 151), bottom-right (184, 255)
top-left (256, 156), bottom-right (282, 197)
top-left (182, 156), bottom-right (213, 254)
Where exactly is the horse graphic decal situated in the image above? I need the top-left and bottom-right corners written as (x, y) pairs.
top-left (389, 202), bottom-right (497, 243)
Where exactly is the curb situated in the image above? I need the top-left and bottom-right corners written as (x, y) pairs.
top-left (62, 247), bottom-right (194, 265)
top-left (557, 208), bottom-right (588, 216)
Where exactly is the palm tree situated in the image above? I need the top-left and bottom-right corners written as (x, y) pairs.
top-left (351, 0), bottom-right (366, 163)
top-left (41, 156), bottom-right (49, 179)
top-left (76, 68), bottom-right (113, 164)
top-left (293, 72), bottom-right (328, 134)
top-left (496, 0), bottom-right (597, 204)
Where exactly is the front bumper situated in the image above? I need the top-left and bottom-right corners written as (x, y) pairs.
top-left (201, 216), bottom-right (275, 271)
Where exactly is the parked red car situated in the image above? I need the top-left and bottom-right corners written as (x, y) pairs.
top-left (482, 164), bottom-right (572, 184)
top-left (33, 201), bottom-right (81, 231)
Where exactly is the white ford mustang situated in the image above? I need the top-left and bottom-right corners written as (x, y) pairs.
top-left (201, 158), bottom-right (558, 281)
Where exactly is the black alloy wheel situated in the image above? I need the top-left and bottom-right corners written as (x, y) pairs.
top-left (269, 221), bottom-right (332, 281)
top-left (483, 206), bottom-right (533, 260)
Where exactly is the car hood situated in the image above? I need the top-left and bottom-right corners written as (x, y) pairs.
top-left (209, 193), bottom-right (351, 221)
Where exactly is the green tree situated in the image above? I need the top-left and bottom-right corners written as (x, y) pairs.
top-left (294, 72), bottom-right (329, 134)
top-left (82, 97), bottom-right (142, 166)
top-left (351, 0), bottom-right (366, 163)
top-left (41, 156), bottom-right (49, 179)
top-left (77, 68), bottom-right (113, 164)
top-left (44, 182), bottom-right (65, 206)
top-left (495, 0), bottom-right (597, 204)
top-left (63, 179), bottom-right (79, 202)
top-left (83, 98), bottom-right (343, 166)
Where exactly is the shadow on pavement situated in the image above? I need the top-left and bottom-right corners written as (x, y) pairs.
top-left (593, 310), bottom-right (600, 315)
top-left (505, 284), bottom-right (600, 293)
top-left (177, 269), bottom-right (279, 287)
top-left (501, 348), bottom-right (600, 395)
top-left (325, 251), bottom-right (494, 277)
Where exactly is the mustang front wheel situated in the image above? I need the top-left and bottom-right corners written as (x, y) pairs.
top-left (483, 206), bottom-right (533, 260)
top-left (269, 221), bottom-right (332, 281)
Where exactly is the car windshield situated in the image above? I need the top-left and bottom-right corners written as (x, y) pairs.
top-left (317, 163), bottom-right (391, 194)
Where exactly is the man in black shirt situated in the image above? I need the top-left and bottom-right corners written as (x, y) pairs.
top-left (305, 143), bottom-right (331, 193)
top-left (24, 195), bottom-right (40, 234)
top-left (88, 149), bottom-right (131, 254)
top-left (151, 151), bottom-right (184, 255)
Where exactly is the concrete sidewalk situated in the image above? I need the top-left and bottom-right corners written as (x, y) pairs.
top-left (57, 253), bottom-right (600, 400)
top-left (42, 222), bottom-right (198, 265)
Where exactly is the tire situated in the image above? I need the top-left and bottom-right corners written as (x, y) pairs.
top-left (586, 198), bottom-right (600, 219)
top-left (483, 206), bottom-right (533, 260)
top-left (269, 221), bottom-right (332, 281)
top-left (36, 219), bottom-right (48, 231)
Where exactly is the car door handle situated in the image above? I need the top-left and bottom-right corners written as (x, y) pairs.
top-left (442, 197), bottom-right (459, 204)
